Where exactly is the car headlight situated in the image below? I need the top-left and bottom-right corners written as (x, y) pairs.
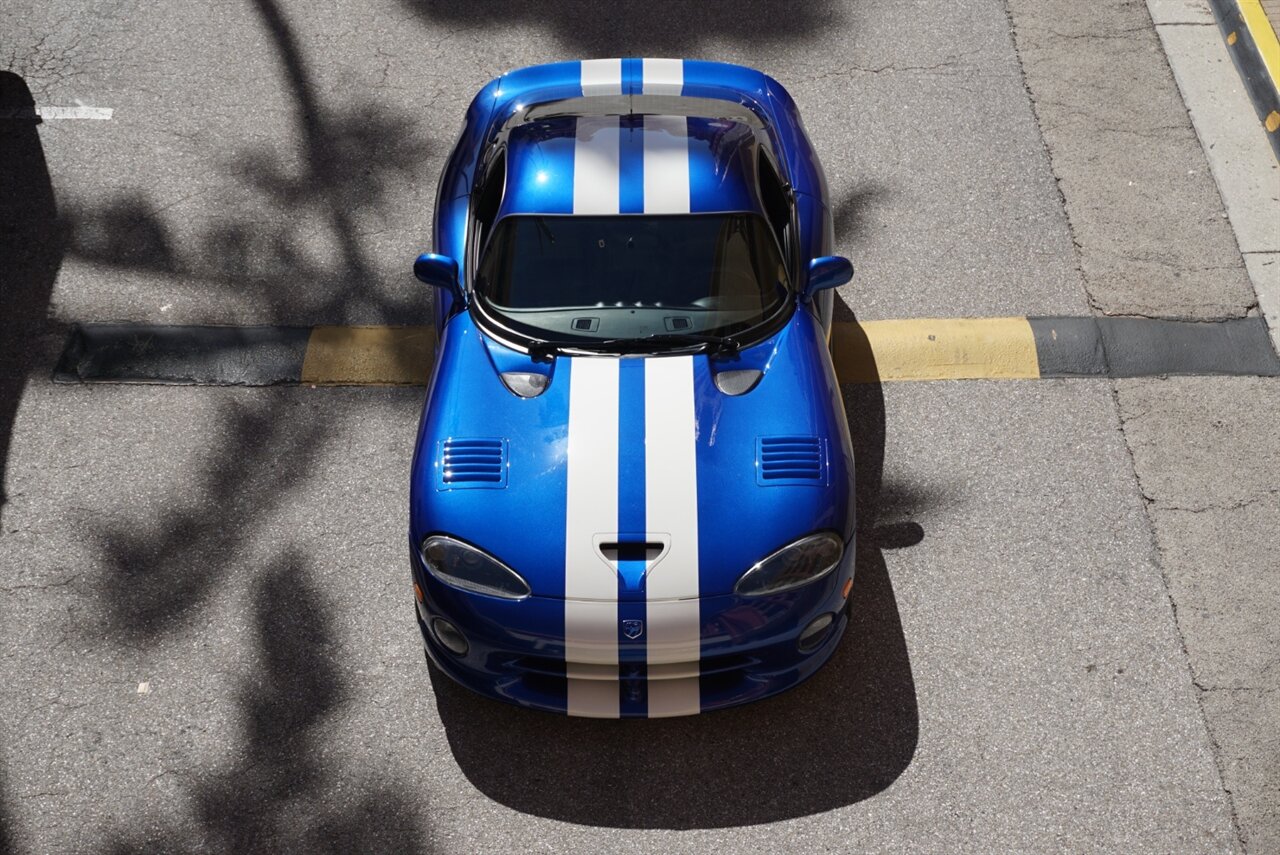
top-left (419, 535), bottom-right (531, 600)
top-left (734, 531), bottom-right (844, 597)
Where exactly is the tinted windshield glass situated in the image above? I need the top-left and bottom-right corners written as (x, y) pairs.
top-left (473, 214), bottom-right (790, 347)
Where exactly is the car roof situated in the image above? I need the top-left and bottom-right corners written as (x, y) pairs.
top-left (495, 113), bottom-right (767, 219)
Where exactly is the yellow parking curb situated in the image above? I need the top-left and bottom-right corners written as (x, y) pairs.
top-left (301, 325), bottom-right (435, 385)
top-left (831, 317), bottom-right (1041, 382)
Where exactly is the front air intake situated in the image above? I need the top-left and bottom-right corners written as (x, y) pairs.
top-left (756, 436), bottom-right (826, 486)
top-left (438, 438), bottom-right (508, 489)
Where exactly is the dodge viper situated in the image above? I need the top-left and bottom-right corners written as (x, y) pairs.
top-left (409, 58), bottom-right (856, 717)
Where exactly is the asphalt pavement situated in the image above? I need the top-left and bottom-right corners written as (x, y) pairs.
top-left (1, 0), bottom-right (1276, 851)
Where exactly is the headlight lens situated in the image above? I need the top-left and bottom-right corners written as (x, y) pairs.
top-left (734, 531), bottom-right (844, 597)
top-left (419, 535), bottom-right (531, 600)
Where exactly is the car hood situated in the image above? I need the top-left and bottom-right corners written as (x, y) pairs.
top-left (409, 310), bottom-right (854, 599)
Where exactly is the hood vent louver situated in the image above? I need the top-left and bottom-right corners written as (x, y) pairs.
top-left (756, 436), bottom-right (826, 486)
top-left (438, 438), bottom-right (508, 489)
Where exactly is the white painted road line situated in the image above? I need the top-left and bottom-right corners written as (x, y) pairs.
top-left (0, 105), bottom-right (113, 120)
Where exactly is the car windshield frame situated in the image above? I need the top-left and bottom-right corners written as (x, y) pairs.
top-left (468, 212), bottom-right (795, 356)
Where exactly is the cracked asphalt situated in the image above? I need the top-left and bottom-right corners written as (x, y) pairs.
top-left (1, 0), bottom-right (1277, 851)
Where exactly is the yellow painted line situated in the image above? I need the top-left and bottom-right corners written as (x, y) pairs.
top-left (831, 318), bottom-right (1041, 382)
top-left (301, 325), bottom-right (435, 385)
top-left (298, 320), bottom-right (1041, 384)
top-left (1268, 109), bottom-right (1280, 131)
top-left (1240, 0), bottom-right (1280, 94)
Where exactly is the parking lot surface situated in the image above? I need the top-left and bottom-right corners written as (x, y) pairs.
top-left (2, 0), bottom-right (1276, 851)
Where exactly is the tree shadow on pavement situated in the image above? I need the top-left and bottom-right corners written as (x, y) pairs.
top-left (398, 0), bottom-right (844, 56)
top-left (65, 108), bottom-right (429, 328)
top-left (13, 0), bottom-right (437, 850)
top-left (105, 553), bottom-right (430, 853)
top-left (0, 71), bottom-right (65, 534)
top-left (0, 759), bottom-right (16, 853)
top-left (62, 1), bottom-right (432, 643)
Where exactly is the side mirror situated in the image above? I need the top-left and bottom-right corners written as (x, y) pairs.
top-left (414, 253), bottom-right (462, 301)
top-left (802, 256), bottom-right (854, 302)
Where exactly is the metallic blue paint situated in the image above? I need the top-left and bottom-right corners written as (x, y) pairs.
top-left (618, 115), bottom-right (645, 214)
top-left (615, 359), bottom-right (649, 714)
top-left (412, 59), bottom-right (856, 716)
top-left (413, 252), bottom-right (460, 298)
top-left (497, 115), bottom-right (763, 219)
top-left (804, 255), bottom-right (855, 301)
top-left (686, 118), bottom-right (758, 214)
top-left (498, 119), bottom-right (576, 218)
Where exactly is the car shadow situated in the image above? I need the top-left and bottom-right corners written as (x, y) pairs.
top-left (0, 72), bottom-right (65, 533)
top-left (432, 301), bottom-right (920, 828)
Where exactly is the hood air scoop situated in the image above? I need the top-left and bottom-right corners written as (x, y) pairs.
top-left (595, 536), bottom-right (670, 593)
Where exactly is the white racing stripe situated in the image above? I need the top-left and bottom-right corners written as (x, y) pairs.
top-left (580, 58), bottom-right (623, 96)
top-left (642, 115), bottom-right (690, 214)
top-left (641, 58), bottom-right (683, 95)
top-left (572, 115), bottom-right (621, 215)
top-left (564, 358), bottom-right (621, 717)
top-left (644, 355), bottom-right (702, 716)
top-left (647, 675), bottom-right (700, 718)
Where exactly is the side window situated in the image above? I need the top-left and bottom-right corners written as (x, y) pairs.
top-left (757, 152), bottom-right (792, 261)
top-left (471, 150), bottom-right (506, 257)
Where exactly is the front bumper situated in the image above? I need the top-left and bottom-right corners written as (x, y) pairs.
top-left (411, 542), bottom-right (854, 717)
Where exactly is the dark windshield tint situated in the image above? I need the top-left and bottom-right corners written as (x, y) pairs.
top-left (473, 214), bottom-right (790, 346)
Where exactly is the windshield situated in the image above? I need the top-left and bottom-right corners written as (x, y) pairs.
top-left (472, 213), bottom-right (791, 350)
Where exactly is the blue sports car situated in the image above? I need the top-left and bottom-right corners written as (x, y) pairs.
top-left (409, 58), bottom-right (856, 717)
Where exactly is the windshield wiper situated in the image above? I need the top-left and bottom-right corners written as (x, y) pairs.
top-left (527, 339), bottom-right (582, 362)
top-left (526, 333), bottom-right (740, 362)
top-left (610, 332), bottom-right (741, 356)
